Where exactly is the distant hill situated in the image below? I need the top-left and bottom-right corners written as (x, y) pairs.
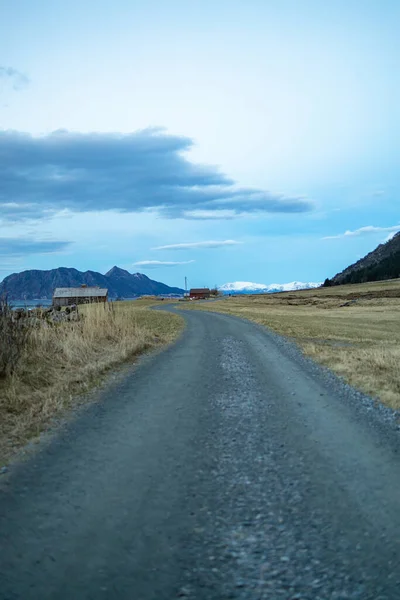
top-left (326, 231), bottom-right (400, 286)
top-left (219, 281), bottom-right (322, 294)
top-left (0, 266), bottom-right (184, 300)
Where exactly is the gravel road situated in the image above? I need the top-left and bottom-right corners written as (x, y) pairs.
top-left (0, 308), bottom-right (399, 599)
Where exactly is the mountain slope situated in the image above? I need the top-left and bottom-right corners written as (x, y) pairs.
top-left (329, 231), bottom-right (400, 285)
top-left (0, 266), bottom-right (184, 300)
top-left (219, 281), bottom-right (322, 294)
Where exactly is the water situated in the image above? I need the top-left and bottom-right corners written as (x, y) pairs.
top-left (9, 296), bottom-right (181, 309)
top-left (9, 298), bottom-right (140, 309)
top-left (10, 299), bottom-right (53, 309)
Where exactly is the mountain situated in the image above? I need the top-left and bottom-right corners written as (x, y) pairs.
top-left (265, 281), bottom-right (322, 293)
top-left (327, 231), bottom-right (400, 286)
top-left (219, 281), bottom-right (322, 294)
top-left (0, 266), bottom-right (184, 300)
top-left (219, 281), bottom-right (269, 293)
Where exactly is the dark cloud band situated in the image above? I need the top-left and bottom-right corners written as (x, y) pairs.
top-left (0, 238), bottom-right (70, 256)
top-left (0, 129), bottom-right (313, 220)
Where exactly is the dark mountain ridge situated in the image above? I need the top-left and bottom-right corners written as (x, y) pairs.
top-left (327, 231), bottom-right (400, 286)
top-left (0, 266), bottom-right (184, 300)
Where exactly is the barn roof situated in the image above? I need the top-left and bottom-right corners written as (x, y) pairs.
top-left (53, 287), bottom-right (108, 298)
top-left (190, 288), bottom-right (210, 294)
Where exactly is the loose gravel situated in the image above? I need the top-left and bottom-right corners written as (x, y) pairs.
top-left (0, 308), bottom-right (399, 599)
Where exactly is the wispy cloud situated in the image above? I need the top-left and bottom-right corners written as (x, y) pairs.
top-left (0, 129), bottom-right (313, 221)
top-left (0, 66), bottom-right (29, 90)
top-left (0, 260), bottom-right (22, 273)
top-left (182, 209), bottom-right (238, 220)
top-left (0, 238), bottom-right (70, 256)
top-left (323, 225), bottom-right (400, 240)
top-left (133, 260), bottom-right (195, 268)
top-left (152, 240), bottom-right (242, 251)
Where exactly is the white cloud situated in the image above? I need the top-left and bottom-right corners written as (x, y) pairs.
top-left (133, 260), bottom-right (195, 268)
top-left (182, 209), bottom-right (238, 220)
top-left (323, 225), bottom-right (400, 240)
top-left (152, 240), bottom-right (242, 250)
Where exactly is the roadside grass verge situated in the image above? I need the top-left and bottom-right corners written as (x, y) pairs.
top-left (183, 280), bottom-right (400, 410)
top-left (0, 300), bottom-right (183, 464)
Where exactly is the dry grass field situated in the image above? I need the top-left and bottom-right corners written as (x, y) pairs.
top-left (184, 279), bottom-right (400, 410)
top-left (0, 299), bottom-right (183, 463)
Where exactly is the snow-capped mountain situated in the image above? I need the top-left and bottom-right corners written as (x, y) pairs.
top-left (265, 281), bottom-right (322, 293)
top-left (219, 281), bottom-right (269, 292)
top-left (218, 281), bottom-right (322, 294)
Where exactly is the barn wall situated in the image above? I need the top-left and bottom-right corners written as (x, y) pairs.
top-left (53, 295), bottom-right (108, 306)
top-left (53, 298), bottom-right (68, 307)
top-left (190, 293), bottom-right (211, 299)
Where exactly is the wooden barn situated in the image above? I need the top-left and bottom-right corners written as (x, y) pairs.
top-left (189, 288), bottom-right (211, 300)
top-left (53, 286), bottom-right (108, 307)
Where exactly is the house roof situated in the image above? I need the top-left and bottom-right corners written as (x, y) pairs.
top-left (189, 288), bottom-right (210, 294)
top-left (53, 287), bottom-right (108, 298)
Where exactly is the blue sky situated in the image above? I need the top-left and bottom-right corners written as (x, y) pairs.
top-left (1, 0), bottom-right (399, 287)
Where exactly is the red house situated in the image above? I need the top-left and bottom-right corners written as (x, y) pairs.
top-left (189, 288), bottom-right (211, 300)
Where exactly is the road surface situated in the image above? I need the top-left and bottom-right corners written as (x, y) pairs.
top-left (0, 308), bottom-right (399, 599)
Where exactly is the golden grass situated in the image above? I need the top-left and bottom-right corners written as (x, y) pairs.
top-left (0, 300), bottom-right (183, 463)
top-left (183, 280), bottom-right (400, 410)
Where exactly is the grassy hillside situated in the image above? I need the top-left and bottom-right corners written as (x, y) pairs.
top-left (184, 279), bottom-right (400, 409)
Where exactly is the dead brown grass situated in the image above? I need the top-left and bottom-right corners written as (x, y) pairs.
top-left (0, 298), bottom-right (29, 378)
top-left (0, 300), bottom-right (183, 463)
top-left (184, 279), bottom-right (400, 410)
